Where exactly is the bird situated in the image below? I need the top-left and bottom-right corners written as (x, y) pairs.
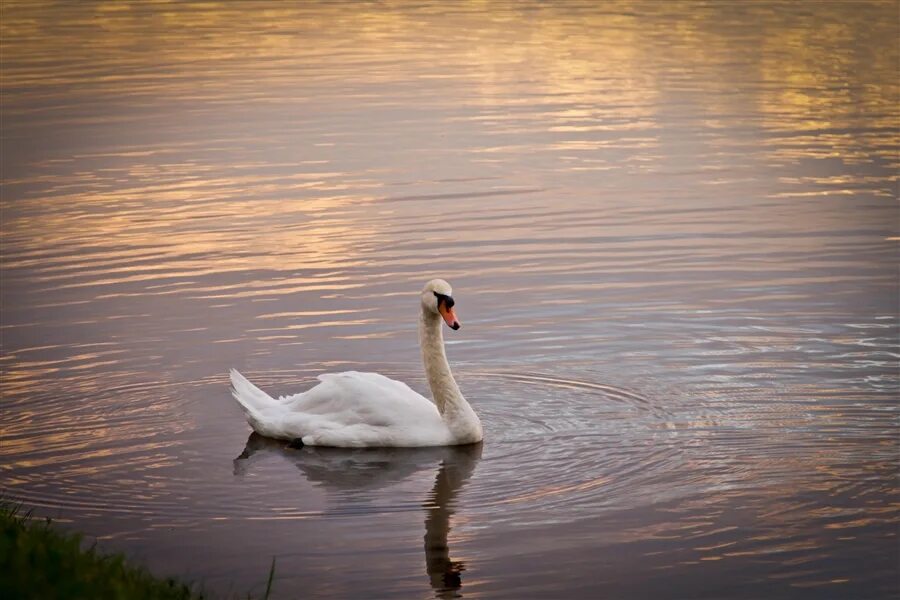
top-left (230, 279), bottom-right (483, 447)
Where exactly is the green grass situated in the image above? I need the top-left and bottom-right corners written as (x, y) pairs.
top-left (0, 502), bottom-right (209, 600)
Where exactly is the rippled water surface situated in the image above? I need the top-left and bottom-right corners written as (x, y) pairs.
top-left (2, 1), bottom-right (898, 598)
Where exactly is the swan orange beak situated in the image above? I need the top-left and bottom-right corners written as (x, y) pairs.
top-left (439, 304), bottom-right (461, 330)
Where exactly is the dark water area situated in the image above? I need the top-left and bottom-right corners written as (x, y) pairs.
top-left (2, 1), bottom-right (898, 598)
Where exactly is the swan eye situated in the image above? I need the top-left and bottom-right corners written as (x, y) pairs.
top-left (433, 292), bottom-right (454, 309)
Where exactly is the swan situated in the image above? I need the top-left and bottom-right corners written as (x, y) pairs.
top-left (230, 279), bottom-right (483, 447)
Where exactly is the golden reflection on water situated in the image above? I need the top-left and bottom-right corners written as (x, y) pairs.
top-left (1, 1), bottom-right (898, 598)
top-left (1, 1), bottom-right (895, 282)
top-left (0, 12), bottom-right (894, 291)
top-left (2, 1), bottom-right (896, 129)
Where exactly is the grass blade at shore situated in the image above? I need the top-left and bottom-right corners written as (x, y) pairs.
top-left (0, 502), bottom-right (205, 599)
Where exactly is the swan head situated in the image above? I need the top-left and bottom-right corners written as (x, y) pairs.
top-left (421, 279), bottom-right (460, 330)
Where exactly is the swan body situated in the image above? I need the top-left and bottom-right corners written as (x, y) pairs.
top-left (230, 279), bottom-right (483, 447)
top-left (230, 370), bottom-right (470, 447)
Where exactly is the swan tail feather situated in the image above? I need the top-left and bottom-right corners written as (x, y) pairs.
top-left (230, 369), bottom-right (289, 437)
top-left (230, 368), bottom-right (277, 414)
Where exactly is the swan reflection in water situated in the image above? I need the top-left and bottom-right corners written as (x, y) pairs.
top-left (234, 434), bottom-right (482, 598)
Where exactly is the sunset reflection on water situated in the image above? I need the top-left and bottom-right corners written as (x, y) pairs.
top-left (1, 1), bottom-right (898, 598)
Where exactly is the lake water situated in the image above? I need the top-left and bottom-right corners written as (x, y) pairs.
top-left (2, 1), bottom-right (898, 598)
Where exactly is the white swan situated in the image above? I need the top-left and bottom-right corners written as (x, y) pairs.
top-left (230, 279), bottom-right (483, 447)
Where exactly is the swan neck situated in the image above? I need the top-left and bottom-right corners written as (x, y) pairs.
top-left (419, 313), bottom-right (460, 415)
top-left (418, 310), bottom-right (483, 444)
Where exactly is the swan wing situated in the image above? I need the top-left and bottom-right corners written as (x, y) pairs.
top-left (232, 370), bottom-right (449, 447)
top-left (287, 371), bottom-right (435, 415)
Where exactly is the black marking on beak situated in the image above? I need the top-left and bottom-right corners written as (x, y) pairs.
top-left (451, 322), bottom-right (460, 330)
top-left (433, 291), bottom-right (455, 309)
